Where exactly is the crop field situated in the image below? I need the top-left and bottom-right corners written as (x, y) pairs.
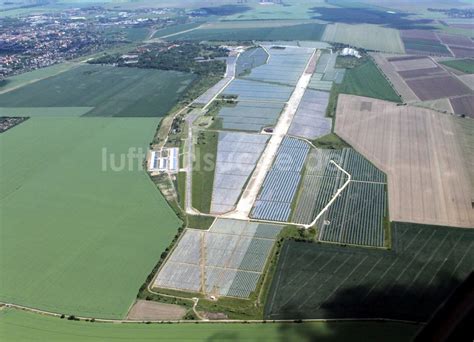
top-left (0, 309), bottom-right (421, 342)
top-left (322, 23), bottom-right (405, 54)
top-left (251, 137), bottom-right (309, 222)
top-left (400, 30), bottom-right (451, 56)
top-left (450, 95), bottom-right (474, 118)
top-left (0, 64), bottom-right (195, 117)
top-left (235, 47), bottom-right (269, 76)
top-left (211, 132), bottom-right (268, 213)
top-left (370, 53), bottom-right (419, 102)
top-left (168, 23), bottom-right (326, 42)
top-left (215, 101), bottom-right (285, 132)
top-left (153, 219), bottom-right (282, 298)
top-left (436, 33), bottom-right (474, 58)
top-left (265, 222), bottom-right (474, 321)
top-left (405, 75), bottom-right (471, 101)
top-left (292, 147), bottom-right (387, 247)
top-left (0, 117), bottom-right (181, 318)
top-left (242, 46), bottom-right (313, 86)
top-left (440, 58), bottom-right (474, 74)
top-left (402, 38), bottom-right (451, 56)
top-left (288, 89), bottom-right (331, 139)
top-left (335, 59), bottom-right (401, 103)
top-left (335, 94), bottom-right (474, 228)
top-left (222, 79), bottom-right (293, 102)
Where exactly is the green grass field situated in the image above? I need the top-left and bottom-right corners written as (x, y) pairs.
top-left (169, 23), bottom-right (326, 41)
top-left (322, 23), bottom-right (405, 54)
top-left (440, 58), bottom-right (474, 74)
top-left (337, 59), bottom-right (401, 103)
top-left (0, 308), bottom-right (421, 342)
top-left (191, 131), bottom-right (217, 213)
top-left (0, 65), bottom-right (195, 117)
top-left (0, 117), bottom-right (182, 318)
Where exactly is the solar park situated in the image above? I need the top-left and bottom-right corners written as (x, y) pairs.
top-left (153, 219), bottom-right (283, 298)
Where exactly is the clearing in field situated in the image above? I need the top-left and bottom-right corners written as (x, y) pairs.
top-left (153, 219), bottom-right (283, 298)
top-left (265, 222), bottom-right (474, 321)
top-left (0, 308), bottom-right (421, 341)
top-left (322, 23), bottom-right (405, 54)
top-left (0, 117), bottom-right (181, 318)
top-left (0, 64), bottom-right (195, 117)
top-left (211, 132), bottom-right (269, 214)
top-left (335, 94), bottom-right (474, 228)
top-left (126, 300), bottom-right (186, 321)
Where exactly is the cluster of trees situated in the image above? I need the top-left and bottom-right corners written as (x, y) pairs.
top-left (89, 42), bottom-right (228, 76)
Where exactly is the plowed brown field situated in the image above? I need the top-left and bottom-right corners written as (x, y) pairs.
top-left (335, 94), bottom-right (474, 228)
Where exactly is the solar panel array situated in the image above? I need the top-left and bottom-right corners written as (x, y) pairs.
top-left (242, 45), bottom-right (314, 86)
top-left (222, 79), bottom-right (293, 102)
top-left (211, 132), bottom-right (268, 213)
top-left (309, 52), bottom-right (346, 91)
top-left (290, 148), bottom-right (388, 247)
top-left (153, 219), bottom-right (283, 298)
top-left (217, 101), bottom-right (284, 132)
top-left (288, 89), bottom-right (332, 139)
top-left (251, 137), bottom-right (309, 222)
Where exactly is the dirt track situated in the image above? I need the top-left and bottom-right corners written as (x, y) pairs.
top-left (335, 94), bottom-right (474, 228)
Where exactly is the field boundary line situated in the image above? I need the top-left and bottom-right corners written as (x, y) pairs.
top-left (0, 303), bottom-right (424, 324)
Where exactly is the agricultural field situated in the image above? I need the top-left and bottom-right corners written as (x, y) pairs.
top-left (0, 62), bottom-right (80, 94)
top-left (167, 23), bottom-right (326, 41)
top-left (437, 33), bottom-right (474, 58)
top-left (288, 89), bottom-right (331, 140)
top-left (214, 101), bottom-right (285, 132)
top-left (450, 95), bottom-right (474, 118)
top-left (0, 308), bottom-right (421, 342)
top-left (211, 132), bottom-right (269, 213)
top-left (372, 54), bottom-right (472, 106)
top-left (265, 222), bottom-right (474, 321)
top-left (292, 148), bottom-right (387, 247)
top-left (242, 45), bottom-right (314, 86)
top-left (0, 65), bottom-right (195, 117)
top-left (400, 30), bottom-right (451, 56)
top-left (335, 94), bottom-right (474, 228)
top-left (322, 23), bottom-right (405, 54)
top-left (222, 79), bottom-right (293, 102)
top-left (251, 137), bottom-right (309, 222)
top-left (153, 219), bottom-right (283, 298)
top-left (440, 58), bottom-right (474, 74)
top-left (0, 117), bottom-right (181, 318)
top-left (334, 58), bottom-right (401, 103)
